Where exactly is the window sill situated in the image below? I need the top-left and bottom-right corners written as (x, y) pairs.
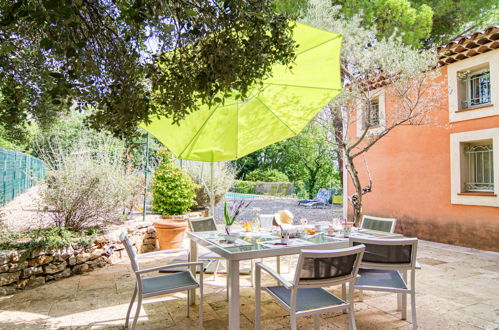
top-left (456, 104), bottom-right (494, 113)
top-left (457, 192), bottom-right (496, 197)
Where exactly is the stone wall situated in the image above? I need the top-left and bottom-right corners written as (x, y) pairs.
top-left (0, 222), bottom-right (159, 296)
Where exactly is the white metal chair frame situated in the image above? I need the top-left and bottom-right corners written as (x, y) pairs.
top-left (360, 215), bottom-right (397, 233)
top-left (350, 237), bottom-right (418, 330)
top-left (120, 233), bottom-right (204, 329)
top-left (255, 245), bottom-right (366, 330)
top-left (188, 217), bottom-right (226, 279)
top-left (188, 216), bottom-right (243, 301)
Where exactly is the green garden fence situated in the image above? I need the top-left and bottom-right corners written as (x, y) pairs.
top-left (0, 148), bottom-right (46, 207)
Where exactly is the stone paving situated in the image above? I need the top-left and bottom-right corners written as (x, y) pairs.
top-left (0, 238), bottom-right (498, 329)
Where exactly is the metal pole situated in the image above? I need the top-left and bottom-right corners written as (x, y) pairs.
top-left (143, 133), bottom-right (150, 222)
top-left (210, 162), bottom-right (215, 216)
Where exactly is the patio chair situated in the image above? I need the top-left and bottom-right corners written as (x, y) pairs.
top-left (349, 237), bottom-right (419, 330)
top-left (297, 188), bottom-right (328, 206)
top-left (301, 189), bottom-right (332, 209)
top-left (360, 215), bottom-right (397, 233)
top-left (189, 217), bottom-right (256, 299)
top-left (188, 217), bottom-right (225, 278)
top-left (120, 233), bottom-right (204, 330)
top-left (255, 245), bottom-right (366, 330)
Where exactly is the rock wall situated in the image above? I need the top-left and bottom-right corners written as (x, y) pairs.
top-left (0, 222), bottom-right (159, 296)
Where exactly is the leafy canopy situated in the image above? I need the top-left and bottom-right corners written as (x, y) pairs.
top-left (0, 0), bottom-right (296, 136)
top-left (331, 0), bottom-right (433, 48)
top-left (412, 0), bottom-right (499, 45)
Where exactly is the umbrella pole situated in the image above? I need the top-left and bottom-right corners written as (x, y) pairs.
top-left (210, 162), bottom-right (215, 217)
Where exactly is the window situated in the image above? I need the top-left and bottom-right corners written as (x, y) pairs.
top-left (462, 142), bottom-right (494, 192)
top-left (367, 99), bottom-right (380, 127)
top-left (459, 68), bottom-right (491, 109)
top-left (451, 128), bottom-right (498, 207)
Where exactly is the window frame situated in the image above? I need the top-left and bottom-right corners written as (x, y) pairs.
top-left (461, 68), bottom-right (491, 110)
top-left (462, 141), bottom-right (494, 193)
top-left (450, 128), bottom-right (499, 207)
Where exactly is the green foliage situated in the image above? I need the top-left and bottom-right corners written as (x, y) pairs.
top-left (236, 123), bottom-right (338, 197)
top-left (151, 150), bottom-right (198, 215)
top-left (39, 134), bottom-right (142, 231)
top-left (181, 161), bottom-right (236, 207)
top-left (331, 0), bottom-right (433, 47)
top-left (246, 168), bottom-right (289, 182)
top-left (223, 202), bottom-right (237, 226)
top-left (0, 226), bottom-right (101, 252)
top-left (0, 1), bottom-right (297, 137)
top-left (329, 0), bottom-right (497, 47)
top-left (233, 181), bottom-right (257, 194)
top-left (411, 0), bottom-right (498, 45)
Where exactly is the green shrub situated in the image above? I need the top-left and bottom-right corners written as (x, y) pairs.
top-left (39, 134), bottom-right (142, 232)
top-left (0, 226), bottom-right (101, 251)
top-left (151, 150), bottom-right (198, 215)
top-left (181, 161), bottom-right (236, 207)
top-left (233, 180), bottom-right (256, 194)
top-left (245, 169), bottom-right (289, 182)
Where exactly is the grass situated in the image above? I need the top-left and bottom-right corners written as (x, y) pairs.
top-left (0, 226), bottom-right (102, 252)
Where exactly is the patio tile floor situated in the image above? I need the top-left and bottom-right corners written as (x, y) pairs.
top-left (0, 239), bottom-right (498, 329)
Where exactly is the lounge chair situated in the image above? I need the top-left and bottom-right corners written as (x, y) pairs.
top-left (299, 189), bottom-right (332, 209)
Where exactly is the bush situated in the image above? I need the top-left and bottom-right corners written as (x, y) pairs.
top-left (233, 180), bottom-right (256, 194)
top-left (151, 150), bottom-right (198, 215)
top-left (0, 226), bottom-right (100, 251)
top-left (245, 168), bottom-right (289, 182)
top-left (39, 134), bottom-right (141, 232)
top-left (181, 161), bottom-right (236, 207)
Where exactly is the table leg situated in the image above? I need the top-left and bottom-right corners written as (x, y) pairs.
top-left (228, 259), bottom-right (240, 330)
top-left (189, 239), bottom-right (198, 306)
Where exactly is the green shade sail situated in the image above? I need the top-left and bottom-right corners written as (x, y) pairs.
top-left (143, 23), bottom-right (342, 162)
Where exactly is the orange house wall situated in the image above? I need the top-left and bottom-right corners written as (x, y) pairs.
top-left (347, 66), bottom-right (499, 251)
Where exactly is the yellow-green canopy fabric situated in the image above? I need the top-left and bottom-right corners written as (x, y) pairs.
top-left (143, 23), bottom-right (342, 162)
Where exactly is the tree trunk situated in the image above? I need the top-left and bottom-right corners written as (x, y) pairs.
top-left (345, 151), bottom-right (363, 226)
top-left (333, 111), bottom-right (344, 185)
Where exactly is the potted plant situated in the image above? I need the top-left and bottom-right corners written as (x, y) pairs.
top-left (223, 200), bottom-right (251, 242)
top-left (151, 150), bottom-right (198, 249)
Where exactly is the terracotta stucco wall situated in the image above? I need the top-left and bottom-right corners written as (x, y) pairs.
top-left (347, 66), bottom-right (499, 252)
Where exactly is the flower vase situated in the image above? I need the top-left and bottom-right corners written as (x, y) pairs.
top-left (225, 225), bottom-right (238, 243)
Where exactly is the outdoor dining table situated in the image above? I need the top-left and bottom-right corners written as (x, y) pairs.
top-left (187, 228), bottom-right (403, 330)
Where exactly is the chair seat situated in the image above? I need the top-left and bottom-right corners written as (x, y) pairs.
top-left (356, 269), bottom-right (407, 289)
top-left (265, 286), bottom-right (344, 311)
top-left (199, 251), bottom-right (223, 259)
top-left (141, 271), bottom-right (198, 296)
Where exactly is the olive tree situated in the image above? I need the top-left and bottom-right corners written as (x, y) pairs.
top-left (303, 0), bottom-right (444, 225)
top-left (0, 0), bottom-right (296, 136)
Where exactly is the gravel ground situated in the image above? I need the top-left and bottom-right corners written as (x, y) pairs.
top-left (0, 186), bottom-right (52, 232)
top-left (1, 188), bottom-right (343, 233)
top-left (214, 198), bottom-right (343, 224)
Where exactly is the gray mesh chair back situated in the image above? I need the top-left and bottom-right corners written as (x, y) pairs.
top-left (360, 215), bottom-right (397, 233)
top-left (349, 237), bottom-right (417, 269)
top-left (120, 232), bottom-right (139, 272)
top-left (188, 216), bottom-right (217, 232)
top-left (294, 245), bottom-right (365, 288)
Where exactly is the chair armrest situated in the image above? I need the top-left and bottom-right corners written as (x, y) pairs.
top-left (136, 248), bottom-right (189, 259)
top-left (136, 262), bottom-right (204, 275)
top-left (256, 262), bottom-right (293, 289)
top-left (415, 261), bottom-right (422, 270)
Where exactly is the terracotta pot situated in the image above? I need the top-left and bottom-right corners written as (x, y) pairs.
top-left (162, 215), bottom-right (187, 220)
top-left (153, 220), bottom-right (187, 250)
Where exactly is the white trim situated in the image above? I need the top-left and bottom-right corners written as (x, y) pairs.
top-left (447, 48), bottom-right (499, 122)
top-left (450, 127), bottom-right (499, 207)
top-left (356, 90), bottom-right (386, 137)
